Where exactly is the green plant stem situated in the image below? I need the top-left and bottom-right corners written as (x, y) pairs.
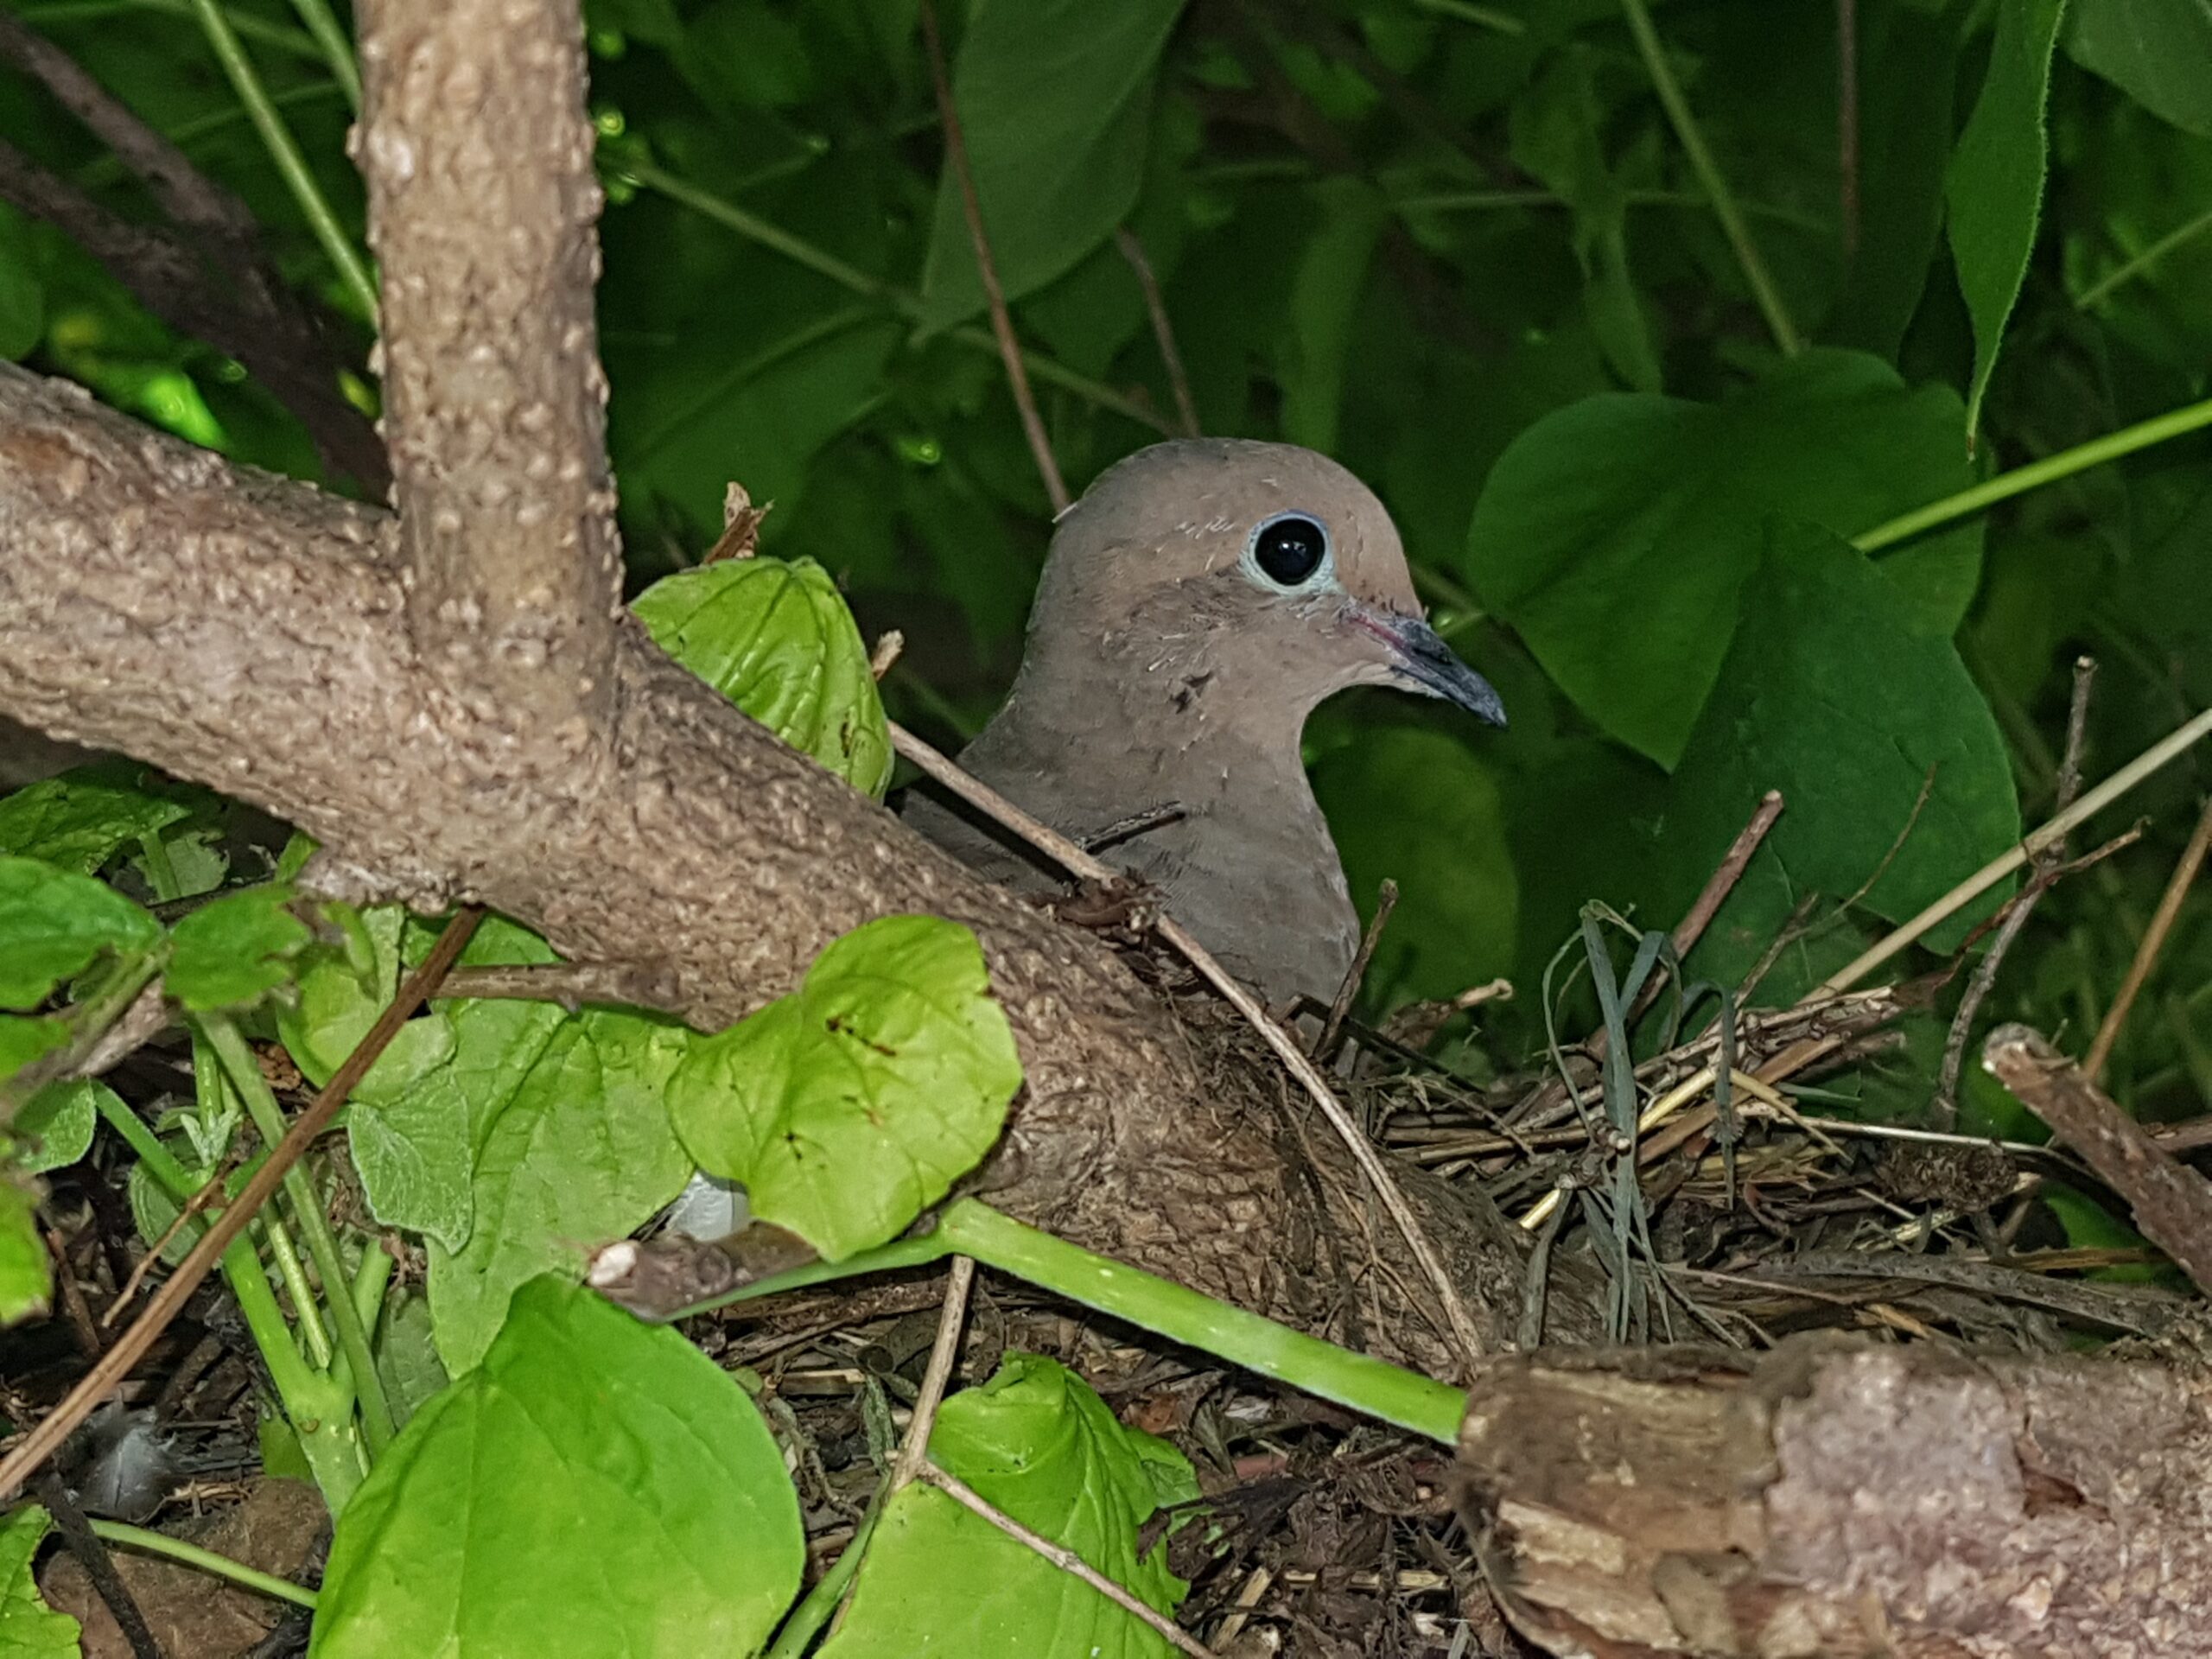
top-left (2075, 207), bottom-right (2212, 311)
top-left (89, 1519), bottom-right (320, 1610)
top-left (283, 0), bottom-right (359, 109)
top-left (257, 1202), bottom-right (334, 1369)
top-left (1618, 0), bottom-right (1802, 357)
top-left (682, 1203), bottom-right (1467, 1445)
top-left (134, 832), bottom-right (182, 906)
top-left (1409, 0), bottom-right (1527, 33)
top-left (620, 158), bottom-right (1170, 433)
top-left (1854, 394), bottom-right (2212, 553)
top-left (203, 1013), bottom-right (397, 1454)
top-left (1395, 187), bottom-right (1828, 233)
top-left (764, 1502), bottom-right (880, 1659)
top-left (112, 1112), bottom-right (364, 1504)
top-left (185, 0), bottom-right (378, 321)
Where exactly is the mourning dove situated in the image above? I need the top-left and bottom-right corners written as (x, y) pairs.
top-left (902, 438), bottom-right (1505, 1007)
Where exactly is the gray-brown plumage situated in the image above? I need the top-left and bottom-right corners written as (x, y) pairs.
top-left (902, 439), bottom-right (1505, 1007)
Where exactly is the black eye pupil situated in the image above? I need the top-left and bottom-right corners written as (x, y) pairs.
top-left (1253, 515), bottom-right (1327, 586)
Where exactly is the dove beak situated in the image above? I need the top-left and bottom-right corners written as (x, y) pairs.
top-left (1349, 607), bottom-right (1508, 728)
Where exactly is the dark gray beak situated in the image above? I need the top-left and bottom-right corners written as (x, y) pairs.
top-left (1353, 608), bottom-right (1508, 727)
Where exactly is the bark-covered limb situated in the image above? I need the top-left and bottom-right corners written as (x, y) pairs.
top-left (0, 362), bottom-right (1550, 1372)
top-left (353, 0), bottom-right (621, 741)
top-left (1456, 1335), bottom-right (2212, 1656)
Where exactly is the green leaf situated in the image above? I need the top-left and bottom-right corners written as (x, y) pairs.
top-left (1312, 728), bottom-right (1517, 1008)
top-left (11, 1077), bottom-right (105, 1175)
top-left (279, 912), bottom-right (563, 1257)
top-left (634, 556), bottom-right (893, 798)
top-left (428, 1011), bottom-right (694, 1374)
top-left (312, 1275), bottom-right (803, 1659)
top-left (1825, 7), bottom-right (1961, 359)
top-left (1656, 521), bottom-right (2019, 998)
top-left (0, 760), bottom-right (194, 874)
top-left (0, 1181), bottom-right (50, 1327)
top-left (1946, 0), bottom-right (2070, 439)
top-left (0, 856), bottom-right (162, 1011)
top-left (1465, 351), bottom-right (1983, 767)
top-left (823, 1354), bottom-right (1194, 1659)
top-left (0, 1505), bottom-right (79, 1656)
top-left (669, 915), bottom-right (1021, 1262)
top-left (0, 1017), bottom-right (69, 1096)
top-left (1278, 177), bottom-right (1389, 452)
top-left (374, 1289), bottom-right (451, 1431)
top-left (165, 885), bottom-right (314, 1012)
top-left (919, 0), bottom-right (1187, 325)
top-left (1508, 47), bottom-right (1660, 391)
top-left (2065, 0), bottom-right (2212, 136)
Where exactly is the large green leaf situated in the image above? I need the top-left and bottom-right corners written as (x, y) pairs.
top-left (919, 0), bottom-right (1187, 325)
top-left (165, 885), bottom-right (314, 1012)
top-left (1655, 521), bottom-right (2019, 999)
top-left (311, 1275), bottom-right (803, 1659)
top-left (428, 1010), bottom-right (694, 1374)
top-left (669, 915), bottom-right (1021, 1262)
top-left (0, 1181), bottom-right (49, 1327)
top-left (278, 911), bottom-right (562, 1257)
top-left (1312, 727), bottom-right (1518, 1008)
top-left (0, 1505), bottom-right (78, 1656)
top-left (0, 760), bottom-right (194, 874)
top-left (1947, 0), bottom-right (2070, 438)
top-left (823, 1354), bottom-right (1195, 1659)
top-left (10, 1076), bottom-right (104, 1176)
top-left (0, 856), bottom-right (162, 1010)
top-left (2065, 0), bottom-right (2212, 136)
top-left (1464, 351), bottom-right (1982, 767)
top-left (634, 556), bottom-right (893, 798)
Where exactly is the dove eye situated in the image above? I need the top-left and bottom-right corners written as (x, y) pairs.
top-left (1246, 512), bottom-right (1332, 590)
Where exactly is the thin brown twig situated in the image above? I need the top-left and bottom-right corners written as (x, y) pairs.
top-left (433, 959), bottom-right (682, 1013)
top-left (1669, 790), bottom-right (1786, 974)
top-left (0, 908), bottom-right (483, 1503)
top-left (2086, 794), bottom-right (2212, 1084)
top-left (914, 1460), bottom-right (1219, 1658)
top-left (918, 1), bottom-right (1068, 515)
top-left (1115, 226), bottom-right (1199, 437)
top-left (103, 1166), bottom-right (233, 1326)
top-left (36, 1471), bottom-right (162, 1659)
top-left (1932, 656), bottom-right (2096, 1127)
top-left (888, 719), bottom-right (1490, 1376)
top-left (887, 1255), bottom-right (975, 1493)
top-left (1984, 1023), bottom-right (2212, 1297)
top-left (1317, 878), bottom-right (1396, 1061)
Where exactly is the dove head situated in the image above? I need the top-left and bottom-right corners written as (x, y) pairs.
top-left (1020, 439), bottom-right (1505, 744)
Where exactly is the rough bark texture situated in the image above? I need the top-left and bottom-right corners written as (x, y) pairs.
top-left (1455, 1334), bottom-right (2212, 1656)
top-left (354, 0), bottom-right (623, 745)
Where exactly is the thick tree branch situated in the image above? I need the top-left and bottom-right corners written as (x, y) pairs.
top-left (353, 0), bottom-right (620, 739)
top-left (0, 362), bottom-right (1545, 1373)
